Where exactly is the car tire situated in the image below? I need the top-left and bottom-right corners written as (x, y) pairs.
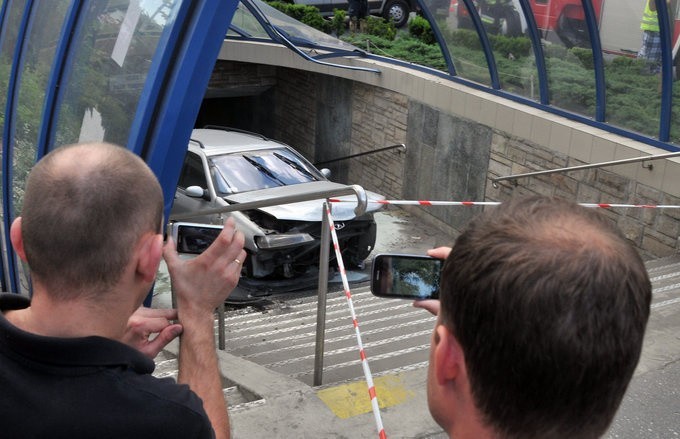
top-left (501, 9), bottom-right (522, 38)
top-left (382, 0), bottom-right (410, 28)
top-left (344, 221), bottom-right (377, 268)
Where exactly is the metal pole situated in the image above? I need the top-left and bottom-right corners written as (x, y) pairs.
top-left (314, 144), bottom-right (406, 167)
top-left (169, 184), bottom-right (368, 222)
top-left (491, 150), bottom-right (680, 187)
top-left (217, 303), bottom-right (226, 350)
top-left (313, 201), bottom-right (331, 386)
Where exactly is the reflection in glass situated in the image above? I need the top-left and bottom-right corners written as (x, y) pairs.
top-left (529, 0), bottom-right (597, 117)
top-left (10, 1), bottom-right (70, 294)
top-left (600, 1), bottom-right (679, 142)
top-left (0, 0), bottom-right (30, 292)
top-left (12, 0), bottom-right (70, 217)
top-left (434, 0), bottom-right (492, 86)
top-left (53, 0), bottom-right (179, 148)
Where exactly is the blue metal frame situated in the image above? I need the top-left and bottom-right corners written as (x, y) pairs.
top-left (0, 1), bottom-right (8, 42)
top-left (1, 0), bottom-right (34, 294)
top-left (0, 0), bottom-right (11, 292)
top-left (657, 0), bottom-right (673, 142)
top-left (581, 0), bottom-right (605, 122)
top-left (416, 0), bottom-right (456, 76)
top-left (142, 0), bottom-right (240, 218)
top-left (459, 0), bottom-right (500, 89)
top-left (517, 0), bottom-right (548, 105)
top-left (127, 0), bottom-right (195, 158)
top-left (36, 0), bottom-right (82, 159)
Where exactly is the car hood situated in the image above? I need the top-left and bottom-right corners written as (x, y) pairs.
top-left (223, 181), bottom-right (385, 221)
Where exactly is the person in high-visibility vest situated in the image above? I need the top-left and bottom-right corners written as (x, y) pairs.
top-left (637, 0), bottom-right (669, 73)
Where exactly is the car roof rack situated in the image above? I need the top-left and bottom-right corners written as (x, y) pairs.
top-left (189, 138), bottom-right (205, 149)
top-left (201, 125), bottom-right (270, 142)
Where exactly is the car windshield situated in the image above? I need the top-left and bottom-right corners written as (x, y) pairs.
top-left (210, 147), bottom-right (322, 194)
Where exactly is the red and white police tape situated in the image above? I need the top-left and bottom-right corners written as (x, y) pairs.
top-left (325, 204), bottom-right (387, 439)
top-left (329, 199), bottom-right (680, 209)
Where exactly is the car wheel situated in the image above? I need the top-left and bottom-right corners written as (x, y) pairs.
top-left (383, 0), bottom-right (410, 28)
top-left (501, 9), bottom-right (522, 38)
top-left (343, 221), bottom-right (377, 268)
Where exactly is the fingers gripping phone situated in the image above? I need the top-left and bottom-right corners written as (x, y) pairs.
top-left (371, 254), bottom-right (442, 300)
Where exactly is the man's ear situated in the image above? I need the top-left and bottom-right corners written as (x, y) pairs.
top-left (136, 233), bottom-right (163, 283)
top-left (433, 324), bottom-right (465, 386)
top-left (9, 217), bottom-right (27, 262)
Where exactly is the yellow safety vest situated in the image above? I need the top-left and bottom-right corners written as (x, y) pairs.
top-left (641, 0), bottom-right (660, 32)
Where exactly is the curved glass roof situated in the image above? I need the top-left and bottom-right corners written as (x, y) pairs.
top-left (232, 0), bottom-right (680, 152)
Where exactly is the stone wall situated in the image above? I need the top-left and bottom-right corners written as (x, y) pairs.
top-left (486, 134), bottom-right (680, 258)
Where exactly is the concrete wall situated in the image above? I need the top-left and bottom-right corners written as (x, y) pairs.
top-left (213, 41), bottom-right (680, 259)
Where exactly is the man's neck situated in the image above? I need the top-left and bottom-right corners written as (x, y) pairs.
top-left (5, 290), bottom-right (132, 340)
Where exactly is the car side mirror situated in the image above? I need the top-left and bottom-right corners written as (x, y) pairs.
top-left (320, 168), bottom-right (331, 179)
top-left (185, 185), bottom-right (210, 201)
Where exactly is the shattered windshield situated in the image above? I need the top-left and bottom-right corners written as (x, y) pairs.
top-left (210, 147), bottom-right (323, 195)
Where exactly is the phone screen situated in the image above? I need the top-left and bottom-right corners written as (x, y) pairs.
top-left (172, 223), bottom-right (222, 254)
top-left (371, 254), bottom-right (442, 299)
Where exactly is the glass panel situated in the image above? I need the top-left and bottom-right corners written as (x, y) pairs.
top-left (53, 0), bottom-right (180, 148)
top-left (435, 0), bottom-right (492, 86)
top-left (667, 1), bottom-right (680, 145)
top-left (232, 0), bottom-right (360, 52)
top-left (601, 0), bottom-right (669, 140)
top-left (11, 0), bottom-right (70, 217)
top-left (227, 1), bottom-right (270, 39)
top-left (529, 0), bottom-right (597, 116)
top-left (10, 0), bottom-right (70, 294)
top-left (0, 0), bottom-right (29, 291)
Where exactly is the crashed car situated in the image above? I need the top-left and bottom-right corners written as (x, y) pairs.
top-left (170, 127), bottom-right (385, 280)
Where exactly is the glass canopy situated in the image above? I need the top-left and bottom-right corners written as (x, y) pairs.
top-left (234, 0), bottom-right (680, 152)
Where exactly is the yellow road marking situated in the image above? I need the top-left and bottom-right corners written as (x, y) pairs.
top-left (316, 375), bottom-right (415, 419)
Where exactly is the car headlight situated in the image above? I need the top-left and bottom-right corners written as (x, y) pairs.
top-left (255, 233), bottom-right (315, 249)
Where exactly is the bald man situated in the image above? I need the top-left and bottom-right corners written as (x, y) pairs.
top-left (0, 143), bottom-right (245, 439)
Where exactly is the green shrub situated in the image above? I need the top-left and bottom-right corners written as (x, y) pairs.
top-left (568, 47), bottom-right (594, 70)
top-left (448, 28), bottom-right (482, 51)
top-left (488, 34), bottom-right (532, 58)
top-left (330, 9), bottom-right (346, 37)
top-left (408, 15), bottom-right (435, 45)
top-left (364, 15), bottom-right (397, 41)
top-left (266, 1), bottom-right (329, 33)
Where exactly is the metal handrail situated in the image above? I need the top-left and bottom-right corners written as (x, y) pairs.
top-left (314, 144), bottom-right (406, 167)
top-left (168, 184), bottom-right (368, 220)
top-left (491, 150), bottom-right (680, 187)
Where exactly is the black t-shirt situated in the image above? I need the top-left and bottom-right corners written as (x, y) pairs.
top-left (0, 293), bottom-right (214, 439)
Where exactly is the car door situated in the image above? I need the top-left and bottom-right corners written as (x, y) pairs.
top-left (173, 150), bottom-right (222, 224)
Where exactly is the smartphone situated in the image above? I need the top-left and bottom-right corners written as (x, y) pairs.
top-left (169, 222), bottom-right (222, 254)
top-left (370, 253), bottom-right (442, 300)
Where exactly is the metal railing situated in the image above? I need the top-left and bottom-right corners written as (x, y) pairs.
top-left (490, 150), bottom-right (680, 187)
top-left (168, 184), bottom-right (369, 384)
top-left (314, 143), bottom-right (406, 167)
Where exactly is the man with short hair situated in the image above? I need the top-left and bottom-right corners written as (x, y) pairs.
top-left (0, 142), bottom-right (246, 439)
top-left (417, 196), bottom-right (651, 439)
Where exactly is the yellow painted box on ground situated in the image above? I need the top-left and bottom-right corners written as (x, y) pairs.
top-left (317, 375), bottom-right (416, 419)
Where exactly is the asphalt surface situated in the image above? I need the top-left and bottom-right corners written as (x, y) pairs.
top-left (153, 209), bottom-right (680, 438)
